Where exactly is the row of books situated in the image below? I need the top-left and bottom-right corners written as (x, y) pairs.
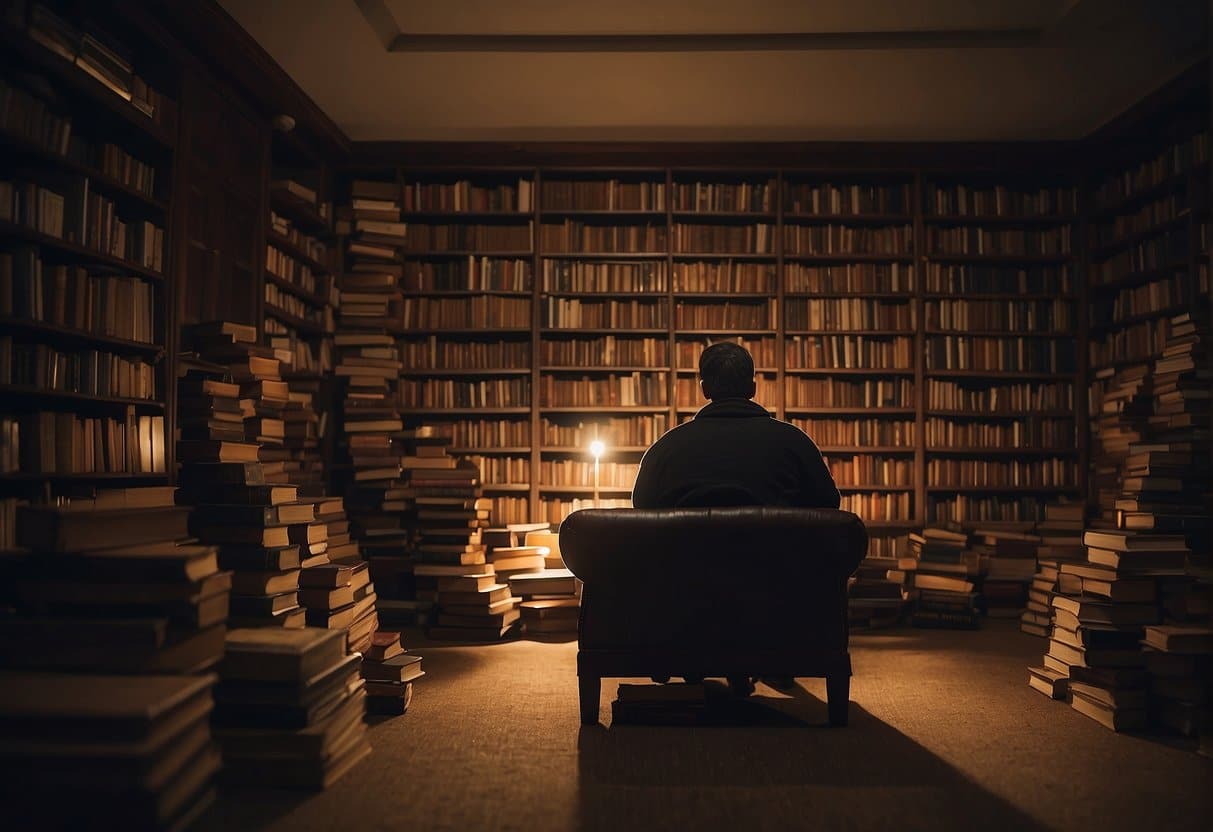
top-left (674, 301), bottom-right (774, 330)
top-left (1092, 193), bottom-right (1187, 248)
top-left (543, 259), bottom-right (668, 293)
top-left (402, 258), bottom-right (531, 292)
top-left (926, 298), bottom-right (1072, 332)
top-left (792, 417), bottom-right (915, 446)
top-left (785, 334), bottom-right (914, 370)
top-left (784, 378), bottom-right (913, 408)
top-left (924, 264), bottom-right (1071, 294)
top-left (266, 328), bottom-right (333, 374)
top-left (924, 336), bottom-right (1076, 372)
top-left (403, 222), bottom-right (533, 253)
top-left (398, 377), bottom-right (531, 409)
top-left (783, 224), bottom-right (912, 255)
top-left (670, 180), bottom-right (775, 213)
top-left (2, 411), bottom-right (163, 473)
top-left (539, 414), bottom-right (668, 447)
top-left (924, 379), bottom-right (1072, 411)
top-left (1091, 130), bottom-right (1208, 211)
top-left (923, 416), bottom-right (1075, 446)
top-left (785, 183), bottom-right (910, 215)
top-left (670, 261), bottom-right (774, 293)
top-left (839, 491), bottom-right (912, 522)
top-left (539, 335), bottom-right (666, 368)
top-left (538, 496), bottom-right (629, 523)
top-left (787, 263), bottom-right (914, 293)
top-left (927, 226), bottom-right (1070, 255)
top-left (1092, 229), bottom-right (1189, 283)
top-left (670, 222), bottom-right (774, 253)
top-left (401, 296), bottom-right (531, 329)
top-left (1092, 273), bottom-right (1195, 326)
top-left (929, 494), bottom-right (1048, 524)
top-left (540, 179), bottom-right (665, 211)
top-left (400, 336), bottom-right (531, 369)
top-left (785, 298), bottom-right (914, 331)
top-left (536, 373), bottom-right (667, 408)
top-left (1090, 317), bottom-right (1172, 369)
top-left (677, 376), bottom-right (778, 406)
top-left (0, 249), bottom-right (156, 343)
top-left (827, 454), bottom-right (914, 487)
top-left (404, 178), bottom-right (534, 213)
top-left (0, 179), bottom-right (164, 271)
top-left (466, 454), bottom-right (530, 484)
top-left (0, 338), bottom-right (157, 399)
top-left (265, 282), bottom-right (330, 328)
top-left (925, 458), bottom-right (1077, 488)
top-left (266, 244), bottom-right (329, 299)
top-left (538, 221), bottom-right (665, 253)
top-left (541, 298), bottom-right (667, 329)
top-left (537, 460), bottom-right (638, 489)
top-left (923, 184), bottom-right (1077, 217)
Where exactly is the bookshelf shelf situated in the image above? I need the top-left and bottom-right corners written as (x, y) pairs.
top-left (0, 317), bottom-right (163, 355)
top-left (926, 409), bottom-right (1075, 418)
top-left (1090, 165), bottom-right (1205, 221)
top-left (783, 213), bottom-right (914, 224)
top-left (924, 329), bottom-right (1073, 338)
top-left (784, 253), bottom-right (914, 263)
top-left (0, 129), bottom-right (168, 214)
top-left (0, 28), bottom-right (176, 150)
top-left (1089, 212), bottom-right (1189, 260)
top-left (1089, 260), bottom-right (1191, 294)
top-left (925, 370), bottom-right (1072, 380)
top-left (539, 252), bottom-right (666, 259)
top-left (785, 329), bottom-right (910, 336)
top-left (542, 328), bottom-right (668, 336)
top-left (544, 291), bottom-right (669, 299)
top-left (264, 270), bottom-right (328, 308)
top-left (483, 483), bottom-right (531, 492)
top-left (837, 484), bottom-right (915, 492)
top-left (404, 210), bottom-right (532, 220)
top-left (925, 253), bottom-right (1070, 264)
top-left (0, 471), bottom-right (169, 482)
top-left (0, 386), bottom-right (164, 409)
top-left (399, 368), bottom-right (531, 376)
top-left (540, 406), bottom-right (668, 414)
top-left (402, 290), bottom-right (532, 298)
top-left (269, 189), bottom-right (330, 235)
top-left (926, 485), bottom-right (1080, 493)
top-left (675, 367), bottom-right (779, 374)
top-left (264, 304), bottom-right (327, 336)
top-left (785, 292), bottom-right (915, 300)
top-left (784, 367), bottom-right (915, 376)
top-left (266, 231), bottom-right (332, 276)
top-left (449, 447), bottom-right (531, 454)
top-left (538, 485), bottom-right (633, 494)
top-left (818, 446), bottom-right (916, 454)
top-left (1089, 304), bottom-right (1193, 334)
top-left (403, 249), bottom-right (533, 258)
top-left (785, 407), bottom-right (916, 415)
top-left (540, 446), bottom-right (650, 454)
top-left (540, 366), bottom-right (670, 373)
top-left (0, 220), bottom-right (165, 281)
top-left (924, 214), bottom-right (1076, 225)
top-left (539, 210), bottom-right (666, 219)
top-left (926, 447), bottom-right (1079, 455)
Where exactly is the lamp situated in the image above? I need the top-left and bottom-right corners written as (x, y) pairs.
top-left (589, 439), bottom-right (605, 508)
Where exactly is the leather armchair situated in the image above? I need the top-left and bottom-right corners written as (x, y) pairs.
top-left (560, 507), bottom-right (868, 726)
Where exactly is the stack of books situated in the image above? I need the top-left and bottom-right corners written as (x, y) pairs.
top-left (177, 323), bottom-right (305, 629)
top-left (1022, 558), bottom-right (1060, 637)
top-left (973, 529), bottom-right (1039, 619)
top-left (319, 496), bottom-right (362, 565)
top-left (896, 528), bottom-right (980, 629)
top-left (212, 628), bottom-right (370, 789)
top-left (361, 631), bottom-right (425, 715)
top-left (300, 559), bottom-right (378, 655)
top-left (1053, 528), bottom-right (1182, 732)
top-left (1143, 625), bottom-right (1213, 738)
top-left (2, 489), bottom-right (226, 673)
top-left (847, 550), bottom-right (905, 628)
top-left (1089, 363), bottom-right (1152, 525)
top-left (510, 567), bottom-right (581, 637)
top-left (271, 374), bottom-right (327, 495)
top-left (0, 671), bottom-right (220, 830)
top-left (612, 683), bottom-right (707, 725)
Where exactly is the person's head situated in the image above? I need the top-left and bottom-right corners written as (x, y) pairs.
top-left (698, 341), bottom-right (756, 401)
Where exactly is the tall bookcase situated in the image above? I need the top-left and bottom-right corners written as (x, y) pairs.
top-left (0, 5), bottom-right (179, 547)
top-left (337, 162), bottom-right (1103, 551)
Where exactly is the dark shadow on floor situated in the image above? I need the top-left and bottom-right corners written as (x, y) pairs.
top-left (576, 690), bottom-right (1054, 832)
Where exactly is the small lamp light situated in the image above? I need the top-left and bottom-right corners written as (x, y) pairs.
top-left (589, 440), bottom-right (605, 508)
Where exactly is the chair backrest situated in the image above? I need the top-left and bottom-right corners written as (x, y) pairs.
top-left (559, 507), bottom-right (867, 649)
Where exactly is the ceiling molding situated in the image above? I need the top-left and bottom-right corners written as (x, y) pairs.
top-left (355, 0), bottom-right (1044, 53)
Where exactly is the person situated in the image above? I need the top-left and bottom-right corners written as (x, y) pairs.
top-left (631, 341), bottom-right (840, 511)
top-left (630, 340), bottom-right (841, 697)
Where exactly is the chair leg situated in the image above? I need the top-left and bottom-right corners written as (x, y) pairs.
top-left (826, 674), bottom-right (850, 727)
top-left (579, 675), bottom-right (601, 725)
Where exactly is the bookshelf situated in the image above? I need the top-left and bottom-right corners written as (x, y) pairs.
top-left (0, 4), bottom-right (177, 524)
top-left (264, 126), bottom-right (337, 496)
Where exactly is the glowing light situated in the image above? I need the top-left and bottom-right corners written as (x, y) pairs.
top-left (589, 440), bottom-right (605, 459)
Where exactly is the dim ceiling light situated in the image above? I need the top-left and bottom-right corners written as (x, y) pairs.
top-left (589, 440), bottom-right (605, 459)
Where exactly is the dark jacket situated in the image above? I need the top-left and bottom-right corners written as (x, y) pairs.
top-left (631, 398), bottom-right (841, 509)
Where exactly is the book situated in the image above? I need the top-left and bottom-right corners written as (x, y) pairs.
top-left (221, 627), bottom-right (346, 682)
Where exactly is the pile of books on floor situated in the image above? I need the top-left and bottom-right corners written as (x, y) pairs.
top-left (1089, 362), bottom-right (1152, 525)
top-left (421, 478), bottom-right (520, 642)
top-left (512, 529), bottom-right (583, 637)
top-left (273, 371), bottom-right (328, 495)
top-left (176, 326), bottom-right (305, 629)
top-left (972, 529), bottom-right (1038, 620)
top-left (1023, 502), bottom-right (1087, 636)
top-left (895, 527), bottom-right (980, 629)
top-left (847, 548), bottom-right (906, 629)
top-left (362, 630), bottom-right (425, 715)
top-left (0, 486), bottom-right (226, 828)
top-left (612, 683), bottom-right (707, 725)
top-left (301, 558), bottom-right (378, 655)
top-left (212, 628), bottom-right (369, 789)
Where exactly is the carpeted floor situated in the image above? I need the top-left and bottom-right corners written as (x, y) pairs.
top-left (196, 620), bottom-right (1212, 832)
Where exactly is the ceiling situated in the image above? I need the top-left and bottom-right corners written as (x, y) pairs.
top-left (218, 0), bottom-right (1208, 143)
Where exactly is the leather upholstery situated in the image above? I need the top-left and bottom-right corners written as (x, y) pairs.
top-left (560, 507), bottom-right (867, 657)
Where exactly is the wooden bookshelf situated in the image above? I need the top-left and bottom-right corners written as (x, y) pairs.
top-left (1, 6), bottom-right (177, 498)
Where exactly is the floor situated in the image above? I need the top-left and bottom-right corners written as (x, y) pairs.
top-left (196, 621), bottom-right (1213, 832)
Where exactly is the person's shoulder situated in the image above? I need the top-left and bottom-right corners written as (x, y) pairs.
top-left (766, 417), bottom-right (822, 447)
